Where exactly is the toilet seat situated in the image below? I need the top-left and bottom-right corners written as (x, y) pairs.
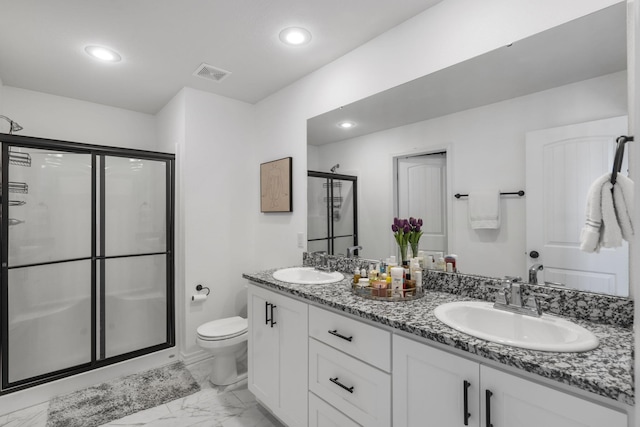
top-left (197, 316), bottom-right (248, 341)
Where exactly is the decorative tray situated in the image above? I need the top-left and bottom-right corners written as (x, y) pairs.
top-left (350, 281), bottom-right (424, 301)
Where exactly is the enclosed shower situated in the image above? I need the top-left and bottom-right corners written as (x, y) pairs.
top-left (0, 132), bottom-right (175, 395)
top-left (307, 170), bottom-right (358, 255)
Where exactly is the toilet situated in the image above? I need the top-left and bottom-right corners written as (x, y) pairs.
top-left (196, 316), bottom-right (248, 386)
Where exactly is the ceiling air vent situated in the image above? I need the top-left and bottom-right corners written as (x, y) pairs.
top-left (193, 63), bottom-right (231, 83)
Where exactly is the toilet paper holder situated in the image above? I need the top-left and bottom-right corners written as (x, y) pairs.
top-left (195, 284), bottom-right (210, 295)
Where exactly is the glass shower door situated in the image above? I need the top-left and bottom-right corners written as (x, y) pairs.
top-left (2, 146), bottom-right (94, 386)
top-left (102, 156), bottom-right (170, 358)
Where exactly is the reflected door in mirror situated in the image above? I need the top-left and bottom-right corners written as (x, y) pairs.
top-left (397, 154), bottom-right (447, 256)
top-left (525, 116), bottom-right (628, 296)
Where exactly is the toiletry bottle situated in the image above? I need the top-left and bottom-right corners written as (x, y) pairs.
top-left (437, 257), bottom-right (446, 271)
top-left (444, 255), bottom-right (456, 272)
top-left (390, 267), bottom-right (404, 297)
top-left (353, 268), bottom-right (360, 284)
top-left (415, 269), bottom-right (423, 292)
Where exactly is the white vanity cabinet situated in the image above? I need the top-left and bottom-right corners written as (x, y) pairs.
top-left (247, 284), bottom-right (308, 427)
top-left (308, 305), bottom-right (391, 427)
top-left (393, 335), bottom-right (627, 427)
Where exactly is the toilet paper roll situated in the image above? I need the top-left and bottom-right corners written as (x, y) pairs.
top-left (192, 294), bottom-right (207, 302)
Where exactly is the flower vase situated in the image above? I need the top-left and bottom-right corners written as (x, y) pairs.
top-left (398, 244), bottom-right (408, 264)
top-left (410, 243), bottom-right (419, 260)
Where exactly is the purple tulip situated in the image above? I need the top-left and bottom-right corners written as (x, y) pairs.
top-left (393, 217), bottom-right (400, 226)
top-left (409, 217), bottom-right (416, 226)
top-left (403, 224), bottom-right (411, 233)
top-left (391, 224), bottom-right (399, 232)
top-left (415, 225), bottom-right (421, 232)
top-left (417, 218), bottom-right (423, 226)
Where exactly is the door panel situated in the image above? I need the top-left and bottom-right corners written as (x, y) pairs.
top-left (7, 260), bottom-right (92, 383)
top-left (397, 155), bottom-right (447, 254)
top-left (7, 148), bottom-right (92, 267)
top-left (525, 116), bottom-right (628, 295)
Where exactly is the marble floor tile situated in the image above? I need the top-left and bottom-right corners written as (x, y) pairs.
top-left (0, 402), bottom-right (48, 427)
top-left (2, 361), bottom-right (283, 427)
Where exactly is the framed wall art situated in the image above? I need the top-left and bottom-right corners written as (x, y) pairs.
top-left (260, 156), bottom-right (292, 212)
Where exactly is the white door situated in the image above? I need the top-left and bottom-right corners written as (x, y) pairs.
top-left (397, 154), bottom-right (447, 254)
top-left (525, 116), bottom-right (628, 296)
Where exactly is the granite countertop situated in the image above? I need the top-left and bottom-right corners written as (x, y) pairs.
top-left (243, 268), bottom-right (634, 406)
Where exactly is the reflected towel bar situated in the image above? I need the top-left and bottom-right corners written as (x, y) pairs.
top-left (455, 190), bottom-right (525, 199)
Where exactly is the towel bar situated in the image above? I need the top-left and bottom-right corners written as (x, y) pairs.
top-left (455, 190), bottom-right (525, 199)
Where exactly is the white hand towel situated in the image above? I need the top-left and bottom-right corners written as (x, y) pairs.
top-left (612, 173), bottom-right (634, 241)
top-left (580, 173), bottom-right (622, 252)
top-left (468, 190), bottom-right (500, 229)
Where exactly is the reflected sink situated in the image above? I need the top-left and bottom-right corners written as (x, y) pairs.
top-left (272, 267), bottom-right (344, 285)
top-left (434, 301), bottom-right (599, 352)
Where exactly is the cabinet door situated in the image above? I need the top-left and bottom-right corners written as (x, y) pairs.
top-left (247, 284), bottom-right (308, 427)
top-left (393, 335), bottom-right (480, 427)
top-left (274, 289), bottom-right (309, 427)
top-left (481, 365), bottom-right (627, 427)
top-left (248, 285), bottom-right (279, 410)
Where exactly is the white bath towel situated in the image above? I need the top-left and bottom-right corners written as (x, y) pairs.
top-left (612, 173), bottom-right (634, 241)
top-left (468, 190), bottom-right (500, 229)
top-left (580, 173), bottom-right (623, 252)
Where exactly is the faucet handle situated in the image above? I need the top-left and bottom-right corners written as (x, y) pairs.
top-left (524, 292), bottom-right (546, 316)
top-left (484, 281), bottom-right (510, 304)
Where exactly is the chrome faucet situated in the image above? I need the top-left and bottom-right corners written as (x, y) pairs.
top-left (312, 251), bottom-right (332, 271)
top-left (529, 264), bottom-right (544, 284)
top-left (346, 245), bottom-right (363, 258)
top-left (485, 278), bottom-right (543, 317)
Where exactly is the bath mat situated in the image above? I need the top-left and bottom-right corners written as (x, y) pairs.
top-left (46, 361), bottom-right (200, 427)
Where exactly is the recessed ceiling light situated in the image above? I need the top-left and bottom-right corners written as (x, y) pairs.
top-left (338, 121), bottom-right (356, 129)
top-left (85, 45), bottom-right (122, 62)
top-left (279, 27), bottom-right (312, 46)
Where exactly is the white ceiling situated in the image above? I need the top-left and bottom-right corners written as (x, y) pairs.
top-left (0, 0), bottom-right (441, 114)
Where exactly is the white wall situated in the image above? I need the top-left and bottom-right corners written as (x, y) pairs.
top-left (179, 88), bottom-right (255, 359)
top-left (251, 0), bottom-right (622, 271)
top-left (312, 72), bottom-right (627, 277)
top-left (1, 87), bottom-right (157, 150)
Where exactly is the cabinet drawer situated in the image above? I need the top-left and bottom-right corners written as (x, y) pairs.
top-left (309, 392), bottom-right (361, 427)
top-left (309, 338), bottom-right (391, 427)
top-left (309, 305), bottom-right (391, 372)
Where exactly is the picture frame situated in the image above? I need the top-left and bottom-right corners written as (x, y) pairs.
top-left (260, 156), bottom-right (292, 212)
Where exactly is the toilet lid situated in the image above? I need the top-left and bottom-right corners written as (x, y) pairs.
top-left (197, 316), bottom-right (247, 340)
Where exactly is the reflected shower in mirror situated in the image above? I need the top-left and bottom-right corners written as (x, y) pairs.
top-left (306, 3), bottom-right (629, 296)
top-left (307, 170), bottom-right (358, 256)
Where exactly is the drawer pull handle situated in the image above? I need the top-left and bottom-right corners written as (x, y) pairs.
top-left (329, 377), bottom-right (354, 393)
top-left (328, 329), bottom-right (353, 342)
top-left (463, 380), bottom-right (471, 425)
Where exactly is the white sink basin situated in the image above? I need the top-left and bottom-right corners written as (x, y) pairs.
top-left (272, 267), bottom-right (344, 285)
top-left (434, 301), bottom-right (599, 352)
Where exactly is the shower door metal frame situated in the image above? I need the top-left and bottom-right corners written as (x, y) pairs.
top-left (307, 170), bottom-right (358, 255)
top-left (0, 133), bottom-right (175, 395)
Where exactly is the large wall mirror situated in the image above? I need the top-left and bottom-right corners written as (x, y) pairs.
top-left (307, 3), bottom-right (630, 297)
